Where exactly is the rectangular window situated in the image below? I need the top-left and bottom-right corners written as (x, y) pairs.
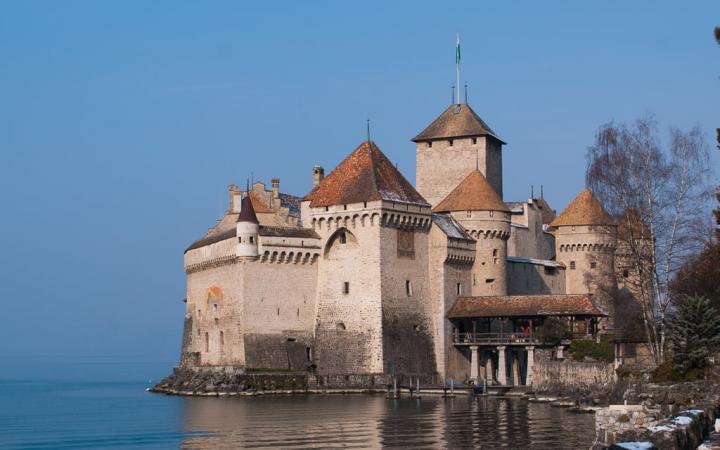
top-left (571, 225), bottom-right (576, 231)
top-left (339, 231), bottom-right (347, 244)
top-left (448, 139), bottom-right (454, 147)
top-left (249, 236), bottom-right (254, 244)
top-left (472, 138), bottom-right (477, 145)
top-left (406, 280), bottom-right (413, 297)
top-left (590, 262), bottom-right (597, 269)
top-left (466, 210), bottom-right (471, 218)
top-left (343, 282), bottom-right (350, 294)
top-left (489, 211), bottom-right (494, 217)
top-left (456, 283), bottom-right (462, 295)
top-left (427, 141), bottom-right (433, 148)
top-left (493, 249), bottom-right (498, 257)
top-left (570, 261), bottom-right (576, 270)
top-left (623, 269), bottom-right (629, 278)
top-left (485, 278), bottom-right (495, 284)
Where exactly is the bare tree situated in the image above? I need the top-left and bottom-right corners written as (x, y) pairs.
top-left (585, 116), bottom-right (711, 364)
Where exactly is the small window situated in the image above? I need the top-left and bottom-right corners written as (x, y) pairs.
top-left (336, 322), bottom-right (346, 330)
top-left (213, 303), bottom-right (218, 313)
top-left (571, 225), bottom-right (576, 231)
top-left (339, 231), bottom-right (347, 244)
top-left (448, 139), bottom-right (454, 147)
top-left (493, 249), bottom-right (498, 257)
top-left (296, 308), bottom-right (300, 317)
top-left (220, 331), bottom-right (224, 351)
top-left (249, 236), bottom-right (254, 244)
top-left (325, 206), bottom-right (329, 212)
top-left (486, 278), bottom-right (494, 284)
top-left (238, 237), bottom-right (242, 243)
top-left (405, 280), bottom-right (413, 297)
top-left (494, 258), bottom-right (498, 265)
top-left (343, 204), bottom-right (347, 210)
top-left (277, 307), bottom-right (280, 316)
top-left (456, 283), bottom-right (462, 295)
top-left (623, 269), bottom-right (629, 278)
top-left (489, 211), bottom-right (494, 217)
top-left (590, 262), bottom-right (597, 269)
top-left (466, 210), bottom-right (472, 218)
top-left (570, 261), bottom-right (576, 270)
top-left (343, 282), bottom-right (350, 294)
top-left (364, 202), bottom-right (367, 208)
top-left (472, 138), bottom-right (477, 145)
top-left (204, 332), bottom-right (209, 352)
top-left (427, 141), bottom-right (433, 148)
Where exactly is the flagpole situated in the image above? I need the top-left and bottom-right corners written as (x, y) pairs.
top-left (456, 33), bottom-right (460, 105)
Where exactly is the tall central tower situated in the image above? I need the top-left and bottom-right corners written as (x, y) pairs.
top-left (413, 103), bottom-right (505, 207)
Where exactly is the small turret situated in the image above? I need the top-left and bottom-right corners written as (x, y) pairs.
top-left (236, 194), bottom-right (259, 259)
top-left (434, 170), bottom-right (511, 296)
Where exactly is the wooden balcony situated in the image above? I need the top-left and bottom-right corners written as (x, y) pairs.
top-left (453, 332), bottom-right (536, 346)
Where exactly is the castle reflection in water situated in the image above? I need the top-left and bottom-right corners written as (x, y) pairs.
top-left (178, 395), bottom-right (593, 449)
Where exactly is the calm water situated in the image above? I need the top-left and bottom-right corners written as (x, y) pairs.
top-left (0, 358), bottom-right (595, 449)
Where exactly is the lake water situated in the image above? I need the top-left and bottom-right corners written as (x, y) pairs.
top-left (0, 358), bottom-right (595, 449)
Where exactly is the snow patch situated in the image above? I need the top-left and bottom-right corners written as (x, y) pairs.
top-left (614, 443), bottom-right (655, 450)
top-left (673, 416), bottom-right (693, 426)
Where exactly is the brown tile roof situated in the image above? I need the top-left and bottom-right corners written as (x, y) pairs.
top-left (237, 194), bottom-right (259, 224)
top-left (433, 170), bottom-right (509, 213)
top-left (549, 189), bottom-right (615, 228)
top-left (447, 295), bottom-right (607, 319)
top-left (304, 141), bottom-right (429, 208)
top-left (248, 191), bottom-right (273, 213)
top-left (412, 103), bottom-right (505, 144)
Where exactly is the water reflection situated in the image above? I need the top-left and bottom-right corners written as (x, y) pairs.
top-left (180, 395), bottom-right (594, 449)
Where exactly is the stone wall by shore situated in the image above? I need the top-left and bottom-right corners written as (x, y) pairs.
top-left (533, 359), bottom-right (615, 397)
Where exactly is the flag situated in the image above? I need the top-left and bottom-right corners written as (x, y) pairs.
top-left (456, 34), bottom-right (461, 65)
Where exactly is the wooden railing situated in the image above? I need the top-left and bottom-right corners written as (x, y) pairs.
top-left (452, 332), bottom-right (596, 346)
top-left (454, 332), bottom-right (535, 345)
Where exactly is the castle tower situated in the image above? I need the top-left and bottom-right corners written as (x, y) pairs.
top-left (303, 141), bottom-right (434, 377)
top-left (413, 103), bottom-right (506, 207)
top-left (549, 189), bottom-right (617, 320)
top-left (236, 194), bottom-right (260, 259)
top-left (433, 170), bottom-right (511, 296)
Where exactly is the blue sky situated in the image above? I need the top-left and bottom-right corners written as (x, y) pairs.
top-left (0, 1), bottom-right (717, 365)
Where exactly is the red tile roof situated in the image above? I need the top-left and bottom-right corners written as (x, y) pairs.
top-left (447, 295), bottom-right (607, 318)
top-left (248, 191), bottom-right (274, 213)
top-left (433, 170), bottom-right (509, 213)
top-left (412, 103), bottom-right (505, 144)
top-left (304, 141), bottom-right (429, 208)
top-left (549, 189), bottom-right (615, 228)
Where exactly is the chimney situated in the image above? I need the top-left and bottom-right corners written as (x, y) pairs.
top-left (271, 178), bottom-right (280, 210)
top-left (228, 184), bottom-right (242, 213)
top-left (313, 165), bottom-right (325, 188)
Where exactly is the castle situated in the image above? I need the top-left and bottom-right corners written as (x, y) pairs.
top-left (177, 100), bottom-right (620, 387)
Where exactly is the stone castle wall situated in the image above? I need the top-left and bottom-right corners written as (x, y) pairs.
top-left (416, 136), bottom-right (502, 207)
top-left (507, 260), bottom-right (566, 295)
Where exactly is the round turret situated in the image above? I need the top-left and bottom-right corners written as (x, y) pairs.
top-left (433, 170), bottom-right (511, 296)
top-left (550, 189), bottom-right (617, 324)
top-left (236, 194), bottom-right (259, 259)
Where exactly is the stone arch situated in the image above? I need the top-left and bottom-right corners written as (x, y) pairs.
top-left (323, 227), bottom-right (359, 257)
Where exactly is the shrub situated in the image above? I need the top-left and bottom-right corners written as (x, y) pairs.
top-left (569, 334), bottom-right (614, 363)
top-left (536, 317), bottom-right (571, 345)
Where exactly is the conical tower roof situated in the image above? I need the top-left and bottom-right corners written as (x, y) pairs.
top-left (237, 194), bottom-right (259, 224)
top-left (412, 103), bottom-right (505, 144)
top-left (304, 141), bottom-right (429, 208)
top-left (433, 170), bottom-right (509, 213)
top-left (549, 189), bottom-right (615, 228)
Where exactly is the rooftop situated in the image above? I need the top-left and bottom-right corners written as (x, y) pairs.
top-left (549, 189), bottom-right (615, 228)
top-left (447, 295), bottom-right (607, 319)
top-left (433, 170), bottom-right (509, 213)
top-left (412, 103), bottom-right (505, 144)
top-left (304, 141), bottom-right (429, 208)
top-left (432, 213), bottom-right (475, 241)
